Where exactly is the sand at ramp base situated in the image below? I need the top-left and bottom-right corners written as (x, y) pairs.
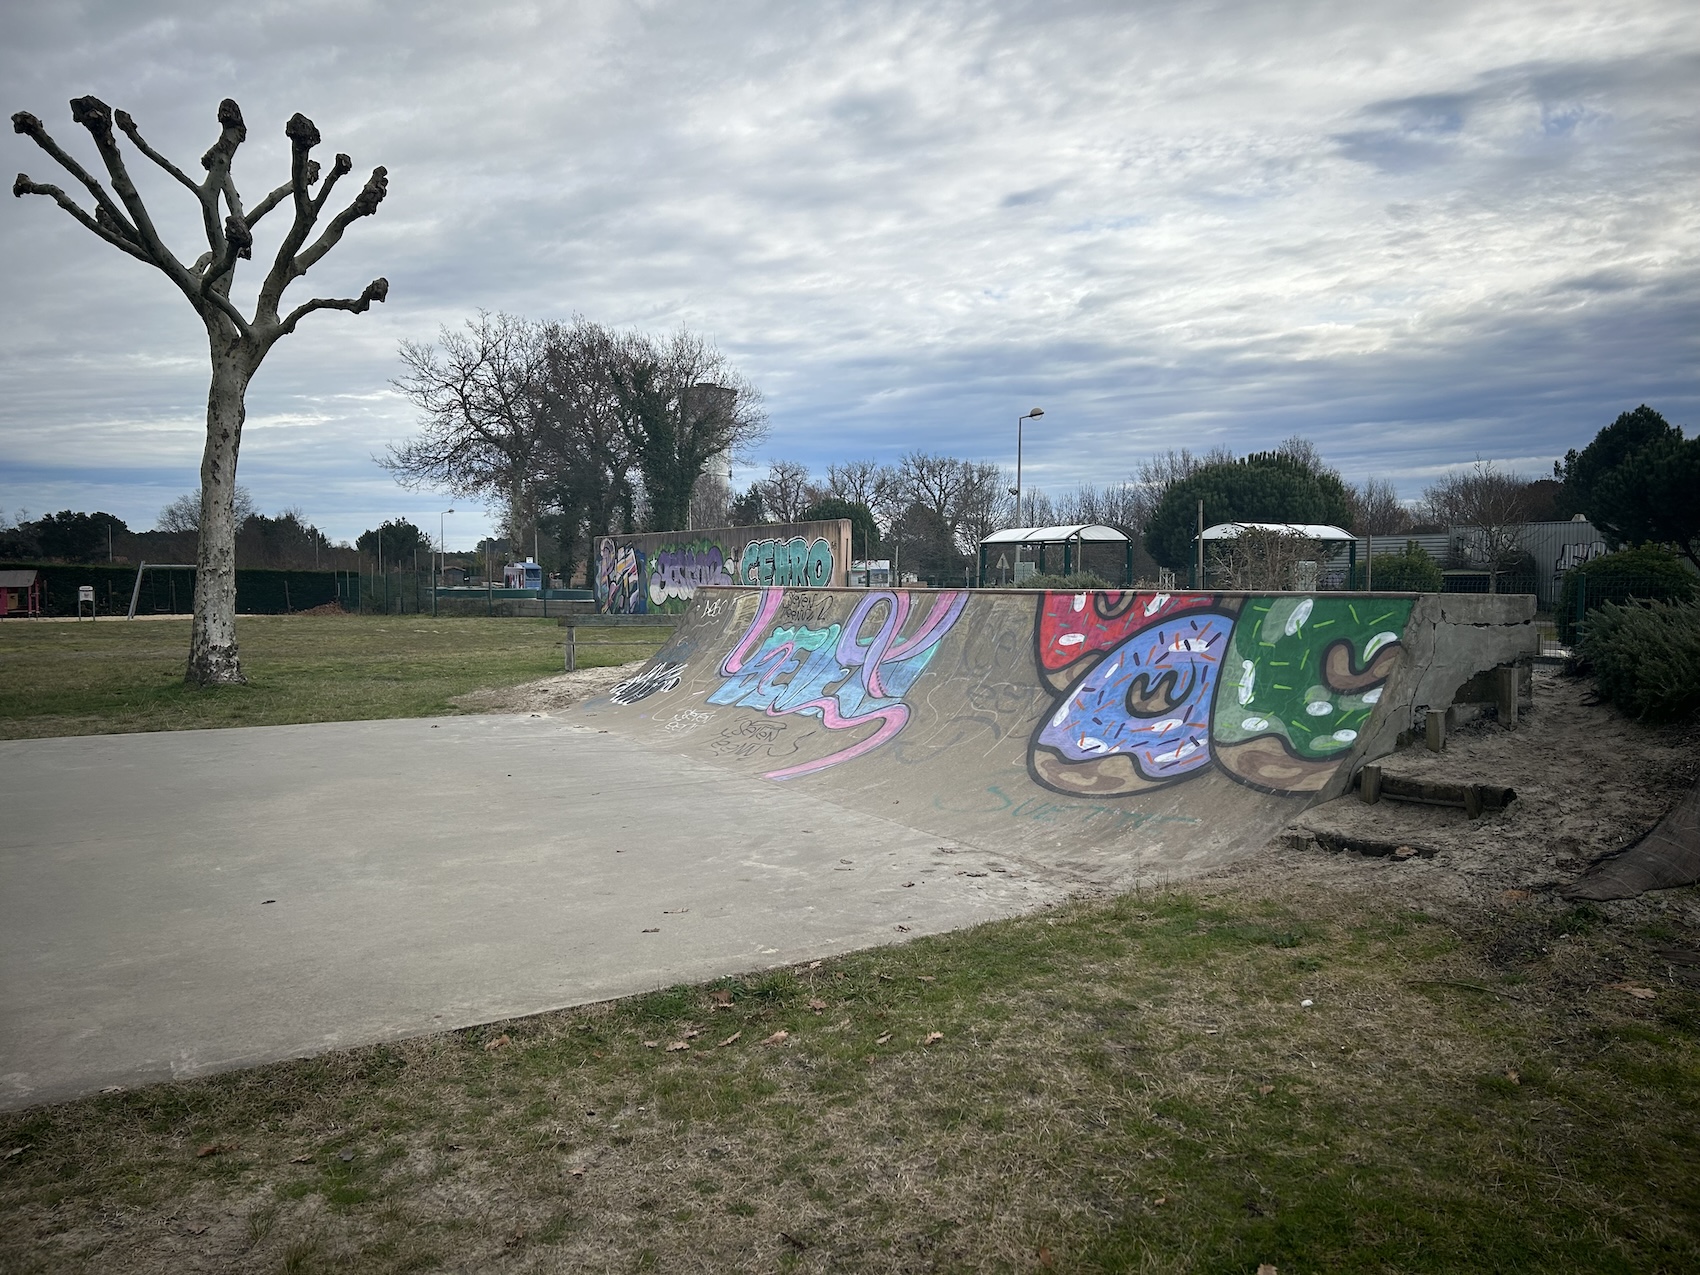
top-left (574, 586), bottom-right (1521, 886)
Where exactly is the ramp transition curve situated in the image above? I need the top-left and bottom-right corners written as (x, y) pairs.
top-left (575, 588), bottom-right (1535, 884)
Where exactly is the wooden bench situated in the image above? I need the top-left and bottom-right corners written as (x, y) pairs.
top-left (559, 612), bottom-right (680, 671)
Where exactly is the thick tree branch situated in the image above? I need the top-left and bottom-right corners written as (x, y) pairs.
top-left (11, 109), bottom-right (139, 243)
top-left (245, 162), bottom-right (315, 229)
top-left (257, 113), bottom-right (325, 319)
top-left (12, 173), bottom-right (152, 263)
top-left (66, 96), bottom-right (182, 276)
top-left (295, 165), bottom-right (387, 274)
top-left (311, 153), bottom-right (353, 216)
top-left (112, 109), bottom-right (199, 195)
top-left (192, 99), bottom-right (247, 270)
top-left (275, 276), bottom-right (388, 339)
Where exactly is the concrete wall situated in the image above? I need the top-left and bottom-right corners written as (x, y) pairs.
top-left (594, 520), bottom-right (852, 614)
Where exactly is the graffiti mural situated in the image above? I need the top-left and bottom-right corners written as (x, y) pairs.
top-left (1031, 591), bottom-right (1412, 797)
top-left (595, 520), bottom-right (850, 613)
top-left (708, 587), bottom-right (969, 780)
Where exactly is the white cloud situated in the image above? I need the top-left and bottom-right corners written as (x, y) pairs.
top-left (2, 0), bottom-right (1696, 542)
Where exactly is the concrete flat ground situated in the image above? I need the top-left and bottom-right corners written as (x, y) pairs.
top-left (0, 716), bottom-right (1064, 1111)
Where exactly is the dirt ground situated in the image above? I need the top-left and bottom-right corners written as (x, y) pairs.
top-left (1248, 665), bottom-right (1700, 928)
top-left (449, 660), bottom-right (648, 715)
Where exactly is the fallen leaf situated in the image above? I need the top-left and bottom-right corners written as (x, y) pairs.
top-left (643, 1040), bottom-right (659, 1049)
top-left (100, 1085), bottom-right (124, 1095)
top-left (709, 988), bottom-right (734, 1007)
top-left (1038, 1246), bottom-right (1055, 1267)
top-left (1615, 984), bottom-right (1657, 999)
top-left (1393, 845), bottom-right (1417, 860)
top-left (666, 1041), bottom-right (688, 1052)
top-left (762, 1030), bottom-right (789, 1045)
top-left (875, 1033), bottom-right (892, 1045)
top-left (289, 1154), bottom-right (312, 1164)
top-left (195, 1143), bottom-right (235, 1158)
top-left (641, 927), bottom-right (660, 934)
top-left (808, 961), bottom-right (822, 969)
top-left (1257, 1084), bottom-right (1274, 1096)
top-left (717, 1031), bottom-right (742, 1048)
top-left (338, 1148), bottom-right (354, 1163)
top-left (808, 998), bottom-right (828, 1013)
top-left (924, 1031), bottom-right (944, 1046)
top-left (1505, 1068), bottom-right (1521, 1085)
top-left (1154, 1196), bottom-right (1167, 1206)
top-left (663, 908), bottom-right (688, 914)
top-left (683, 1028), bottom-right (702, 1039)
top-left (895, 924), bottom-right (911, 932)
top-left (917, 975), bottom-right (936, 983)
top-left (569, 1166), bottom-right (586, 1177)
top-left (1257, 1266), bottom-right (1279, 1275)
top-left (484, 1034), bottom-right (512, 1052)
top-left (186, 1224), bottom-right (208, 1236)
top-left (1501, 889), bottom-right (1531, 902)
top-left (903, 881), bottom-right (916, 888)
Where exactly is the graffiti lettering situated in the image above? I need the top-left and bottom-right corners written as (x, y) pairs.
top-left (662, 708), bottom-right (717, 735)
top-left (738, 536), bottom-right (834, 588)
top-left (609, 661), bottom-right (685, 705)
top-left (708, 588), bottom-right (969, 780)
top-left (1030, 592), bottom-right (1413, 797)
top-left (1554, 540), bottom-right (1608, 578)
top-left (776, 589), bottom-right (833, 628)
top-left (596, 541), bottom-right (646, 615)
top-left (710, 717), bottom-right (801, 761)
top-left (649, 542), bottom-right (733, 607)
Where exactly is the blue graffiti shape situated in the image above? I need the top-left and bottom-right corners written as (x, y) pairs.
top-left (707, 588), bottom-right (967, 779)
top-left (738, 536), bottom-right (834, 587)
top-left (1035, 608), bottom-right (1235, 783)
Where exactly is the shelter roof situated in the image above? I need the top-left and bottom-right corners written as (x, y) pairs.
top-left (1199, 522), bottom-right (1354, 542)
top-left (979, 523), bottom-right (1132, 545)
top-left (0, 569), bottom-right (40, 588)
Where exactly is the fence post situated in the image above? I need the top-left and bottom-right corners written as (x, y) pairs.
top-left (1573, 572), bottom-right (1587, 649)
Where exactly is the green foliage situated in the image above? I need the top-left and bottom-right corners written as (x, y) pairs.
top-left (1145, 453), bottom-right (1356, 570)
top-left (356, 519), bottom-right (430, 563)
top-left (801, 497), bottom-right (880, 558)
top-left (1559, 405), bottom-right (1700, 568)
top-left (0, 562), bottom-right (350, 617)
top-left (1556, 546), bottom-right (1697, 644)
top-left (1581, 598), bottom-right (1700, 723)
top-left (1369, 542), bottom-right (1443, 592)
top-left (1011, 571), bottom-right (1112, 590)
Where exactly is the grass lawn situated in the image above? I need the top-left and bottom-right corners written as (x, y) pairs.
top-left (0, 615), bottom-right (661, 739)
top-left (1, 885), bottom-right (1695, 1273)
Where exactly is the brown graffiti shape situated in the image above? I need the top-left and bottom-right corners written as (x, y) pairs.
top-left (1323, 637), bottom-right (1403, 694)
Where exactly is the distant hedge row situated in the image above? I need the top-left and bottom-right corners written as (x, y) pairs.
top-left (0, 562), bottom-right (356, 617)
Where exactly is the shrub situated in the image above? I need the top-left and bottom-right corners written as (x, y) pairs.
top-left (1011, 571), bottom-right (1112, 590)
top-left (1580, 597), bottom-right (1700, 723)
top-left (1369, 542), bottom-right (1444, 592)
top-left (1557, 545), bottom-right (1697, 644)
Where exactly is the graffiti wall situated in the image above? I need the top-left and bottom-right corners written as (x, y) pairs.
top-left (594, 519), bottom-right (852, 614)
top-left (1030, 590), bottom-right (1412, 796)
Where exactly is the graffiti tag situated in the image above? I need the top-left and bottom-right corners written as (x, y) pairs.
top-left (609, 661), bottom-right (685, 705)
top-left (739, 536), bottom-right (834, 588)
top-left (708, 588), bottom-right (969, 780)
top-left (662, 707), bottom-right (717, 735)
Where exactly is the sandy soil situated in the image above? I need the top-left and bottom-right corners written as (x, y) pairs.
top-left (448, 660), bottom-right (648, 715)
top-left (1237, 665), bottom-right (1700, 927)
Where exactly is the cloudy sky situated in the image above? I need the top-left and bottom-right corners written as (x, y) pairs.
top-left (3, 0), bottom-right (1696, 547)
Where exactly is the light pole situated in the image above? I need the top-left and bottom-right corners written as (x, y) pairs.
top-left (436, 508), bottom-right (454, 616)
top-left (1008, 407), bottom-right (1044, 574)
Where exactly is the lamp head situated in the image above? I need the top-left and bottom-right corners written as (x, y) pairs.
top-left (1029, 407), bottom-right (1043, 418)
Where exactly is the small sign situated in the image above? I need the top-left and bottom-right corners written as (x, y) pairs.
top-left (996, 554), bottom-right (1009, 570)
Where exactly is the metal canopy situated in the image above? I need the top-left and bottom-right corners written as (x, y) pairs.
top-left (1199, 522), bottom-right (1354, 542)
top-left (979, 523), bottom-right (1132, 545)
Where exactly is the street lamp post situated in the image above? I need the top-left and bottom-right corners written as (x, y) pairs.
top-left (436, 508), bottom-right (454, 616)
top-left (1008, 407), bottom-right (1045, 574)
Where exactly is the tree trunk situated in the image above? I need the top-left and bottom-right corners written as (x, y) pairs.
top-left (186, 342), bottom-right (252, 686)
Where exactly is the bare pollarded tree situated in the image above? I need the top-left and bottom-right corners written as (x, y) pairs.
top-left (12, 96), bottom-right (389, 684)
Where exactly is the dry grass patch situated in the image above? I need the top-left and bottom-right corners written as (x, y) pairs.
top-left (2, 884), bottom-right (1697, 1272)
top-left (0, 615), bottom-right (662, 739)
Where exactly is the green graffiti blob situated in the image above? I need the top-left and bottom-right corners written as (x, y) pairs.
top-left (1213, 596), bottom-right (1414, 763)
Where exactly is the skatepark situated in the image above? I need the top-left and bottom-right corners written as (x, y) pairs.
top-left (0, 585), bottom-right (1537, 1111)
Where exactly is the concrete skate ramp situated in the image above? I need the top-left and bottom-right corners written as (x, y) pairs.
top-left (577, 587), bottom-right (1536, 885)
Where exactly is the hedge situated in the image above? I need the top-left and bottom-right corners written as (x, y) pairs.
top-left (1580, 598), bottom-right (1700, 723)
top-left (1557, 545), bottom-right (1697, 645)
top-left (0, 562), bottom-right (354, 617)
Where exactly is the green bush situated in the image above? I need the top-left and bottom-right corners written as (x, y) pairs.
top-left (1581, 598), bottom-right (1700, 722)
top-left (1369, 542), bottom-right (1443, 592)
top-left (1011, 571), bottom-right (1112, 590)
top-left (1557, 545), bottom-right (1697, 644)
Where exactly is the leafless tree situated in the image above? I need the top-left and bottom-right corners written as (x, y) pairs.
top-left (386, 312), bottom-right (550, 555)
top-left (756, 460), bottom-right (817, 523)
top-left (1349, 477), bottom-right (1414, 535)
top-left (1207, 527), bottom-right (1334, 591)
top-left (1422, 459), bottom-right (1532, 592)
top-left (13, 96), bottom-right (390, 683)
top-left (824, 459), bottom-right (885, 509)
top-left (157, 485), bottom-right (254, 533)
top-left (1131, 445), bottom-right (1237, 529)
